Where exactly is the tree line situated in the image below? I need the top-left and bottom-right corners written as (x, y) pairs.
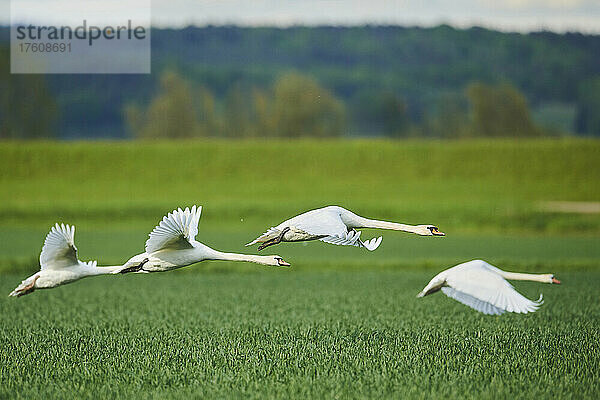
top-left (124, 72), bottom-right (345, 138)
top-left (1, 24), bottom-right (599, 138)
top-left (123, 70), bottom-right (541, 138)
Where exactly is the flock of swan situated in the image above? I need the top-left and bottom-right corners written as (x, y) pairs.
top-left (10, 205), bottom-right (560, 315)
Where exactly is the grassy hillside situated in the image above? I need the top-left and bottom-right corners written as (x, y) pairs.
top-left (1, 139), bottom-right (599, 231)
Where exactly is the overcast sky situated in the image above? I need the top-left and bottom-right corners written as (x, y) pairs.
top-left (4, 0), bottom-right (600, 33)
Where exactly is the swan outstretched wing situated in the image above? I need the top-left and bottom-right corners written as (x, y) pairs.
top-left (320, 231), bottom-right (383, 251)
top-left (145, 206), bottom-right (202, 253)
top-left (360, 236), bottom-right (383, 251)
top-left (320, 230), bottom-right (362, 246)
top-left (444, 263), bottom-right (544, 314)
top-left (40, 223), bottom-right (79, 270)
top-left (440, 287), bottom-right (506, 315)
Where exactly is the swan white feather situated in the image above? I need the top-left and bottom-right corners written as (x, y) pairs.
top-left (114, 205), bottom-right (291, 274)
top-left (417, 260), bottom-right (555, 315)
top-left (9, 224), bottom-right (121, 297)
top-left (145, 205), bottom-right (201, 253)
top-left (440, 287), bottom-right (506, 315)
top-left (247, 205), bottom-right (443, 251)
top-left (40, 223), bottom-right (78, 269)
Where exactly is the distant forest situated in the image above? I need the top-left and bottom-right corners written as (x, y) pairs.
top-left (1, 25), bottom-right (600, 139)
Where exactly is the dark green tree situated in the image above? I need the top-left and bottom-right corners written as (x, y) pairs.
top-left (224, 83), bottom-right (254, 138)
top-left (0, 46), bottom-right (57, 139)
top-left (195, 86), bottom-right (219, 137)
top-left (272, 73), bottom-right (345, 137)
top-left (467, 82), bottom-right (540, 137)
top-left (125, 71), bottom-right (199, 139)
top-left (352, 90), bottom-right (409, 136)
top-left (426, 93), bottom-right (469, 138)
top-left (575, 76), bottom-right (600, 136)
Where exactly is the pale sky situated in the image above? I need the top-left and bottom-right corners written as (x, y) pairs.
top-left (3, 0), bottom-right (600, 33)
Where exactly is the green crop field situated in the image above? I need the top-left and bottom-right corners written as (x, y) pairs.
top-left (0, 139), bottom-right (599, 399)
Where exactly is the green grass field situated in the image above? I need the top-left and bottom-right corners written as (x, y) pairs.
top-left (0, 139), bottom-right (599, 398)
top-left (1, 270), bottom-right (598, 399)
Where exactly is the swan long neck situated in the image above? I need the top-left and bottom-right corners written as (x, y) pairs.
top-left (496, 271), bottom-right (551, 283)
top-left (352, 216), bottom-right (419, 233)
top-left (206, 250), bottom-right (275, 266)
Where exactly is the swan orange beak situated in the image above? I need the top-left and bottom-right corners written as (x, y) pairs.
top-left (275, 257), bottom-right (291, 267)
top-left (427, 226), bottom-right (445, 236)
top-left (552, 277), bottom-right (561, 284)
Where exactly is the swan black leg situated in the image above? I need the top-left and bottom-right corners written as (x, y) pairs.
top-left (119, 258), bottom-right (149, 274)
top-left (257, 227), bottom-right (290, 251)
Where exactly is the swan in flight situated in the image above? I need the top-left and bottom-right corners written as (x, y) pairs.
top-left (246, 205), bottom-right (444, 251)
top-left (9, 224), bottom-right (121, 297)
top-left (114, 205), bottom-right (290, 274)
top-left (417, 259), bottom-right (561, 315)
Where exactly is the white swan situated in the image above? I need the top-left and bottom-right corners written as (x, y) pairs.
top-left (246, 205), bottom-right (444, 251)
top-left (114, 205), bottom-right (290, 274)
top-left (417, 259), bottom-right (561, 315)
top-left (9, 223), bottom-right (121, 297)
